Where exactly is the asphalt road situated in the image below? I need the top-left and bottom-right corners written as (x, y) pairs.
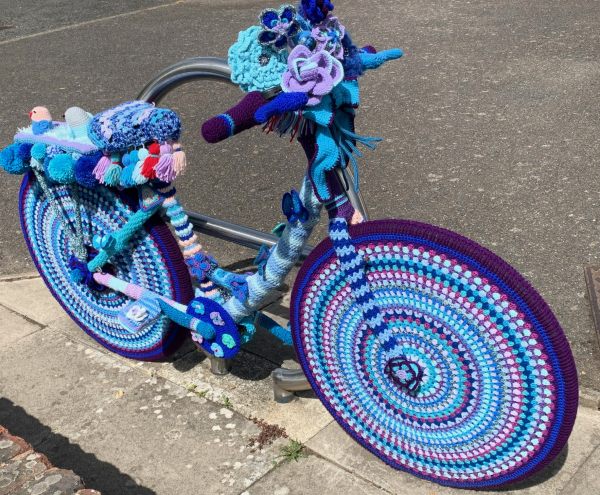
top-left (0, 0), bottom-right (599, 390)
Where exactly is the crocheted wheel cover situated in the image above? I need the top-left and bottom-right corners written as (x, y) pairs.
top-left (291, 219), bottom-right (578, 488)
top-left (19, 173), bottom-right (193, 360)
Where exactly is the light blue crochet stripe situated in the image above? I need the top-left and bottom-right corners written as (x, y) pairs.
top-left (224, 176), bottom-right (322, 322)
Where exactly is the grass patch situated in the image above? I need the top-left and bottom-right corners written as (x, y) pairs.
top-left (280, 439), bottom-right (306, 462)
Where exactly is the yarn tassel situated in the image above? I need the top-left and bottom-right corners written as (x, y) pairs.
top-left (93, 154), bottom-right (111, 181)
top-left (141, 142), bottom-right (160, 179)
top-left (171, 143), bottom-right (187, 176)
top-left (102, 153), bottom-right (122, 186)
top-left (154, 143), bottom-right (175, 182)
top-left (132, 148), bottom-right (149, 185)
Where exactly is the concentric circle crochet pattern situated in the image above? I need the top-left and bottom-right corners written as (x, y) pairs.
top-left (19, 173), bottom-right (193, 360)
top-left (291, 219), bottom-right (578, 489)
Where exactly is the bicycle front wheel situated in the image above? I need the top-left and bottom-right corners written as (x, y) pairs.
top-left (291, 219), bottom-right (578, 489)
top-left (19, 173), bottom-right (194, 360)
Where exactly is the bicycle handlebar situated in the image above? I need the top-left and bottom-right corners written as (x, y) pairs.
top-left (201, 91), bottom-right (268, 144)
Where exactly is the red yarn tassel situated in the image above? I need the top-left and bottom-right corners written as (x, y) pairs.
top-left (141, 143), bottom-right (160, 179)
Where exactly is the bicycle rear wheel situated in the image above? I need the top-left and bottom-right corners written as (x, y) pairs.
top-left (19, 173), bottom-right (194, 360)
top-left (291, 219), bottom-right (578, 489)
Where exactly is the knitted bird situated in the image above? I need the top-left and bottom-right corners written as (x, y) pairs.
top-left (29, 106), bottom-right (54, 135)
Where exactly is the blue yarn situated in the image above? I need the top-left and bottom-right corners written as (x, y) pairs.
top-left (255, 92), bottom-right (310, 124)
top-left (229, 26), bottom-right (288, 93)
top-left (32, 120), bottom-right (53, 135)
top-left (341, 34), bottom-right (364, 79)
top-left (120, 165), bottom-right (135, 188)
top-left (88, 101), bottom-right (182, 153)
top-left (74, 152), bottom-right (101, 188)
top-left (360, 48), bottom-right (403, 70)
top-left (0, 144), bottom-right (29, 174)
top-left (300, 0), bottom-right (334, 24)
top-left (30, 142), bottom-right (47, 161)
top-left (47, 154), bottom-right (76, 184)
top-left (16, 143), bottom-right (33, 161)
top-left (0, 144), bottom-right (15, 169)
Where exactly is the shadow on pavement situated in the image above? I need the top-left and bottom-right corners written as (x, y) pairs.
top-left (0, 398), bottom-right (156, 495)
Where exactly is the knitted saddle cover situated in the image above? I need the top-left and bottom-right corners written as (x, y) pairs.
top-left (291, 219), bottom-right (578, 489)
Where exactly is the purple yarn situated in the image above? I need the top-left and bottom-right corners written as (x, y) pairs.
top-left (255, 92), bottom-right (309, 124)
top-left (201, 91), bottom-right (267, 143)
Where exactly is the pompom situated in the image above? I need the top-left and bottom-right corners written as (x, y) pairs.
top-left (48, 154), bottom-right (76, 183)
top-left (0, 144), bottom-right (28, 174)
top-left (75, 151), bottom-right (102, 188)
top-left (31, 142), bottom-right (47, 161)
top-left (16, 143), bottom-right (33, 161)
top-left (93, 154), bottom-right (111, 180)
top-left (0, 145), bottom-right (15, 169)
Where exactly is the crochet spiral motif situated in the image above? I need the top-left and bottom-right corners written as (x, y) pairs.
top-left (292, 219), bottom-right (578, 488)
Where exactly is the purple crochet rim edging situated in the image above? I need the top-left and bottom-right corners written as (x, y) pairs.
top-left (19, 172), bottom-right (194, 361)
top-left (291, 218), bottom-right (578, 489)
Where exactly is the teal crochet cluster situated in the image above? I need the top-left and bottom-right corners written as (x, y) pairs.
top-left (228, 26), bottom-right (288, 92)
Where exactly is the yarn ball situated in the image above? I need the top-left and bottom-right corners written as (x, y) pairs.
top-left (16, 143), bottom-right (33, 161)
top-left (47, 154), bottom-right (76, 184)
top-left (228, 26), bottom-right (288, 93)
top-left (31, 142), bottom-right (47, 161)
top-left (74, 151), bottom-right (102, 188)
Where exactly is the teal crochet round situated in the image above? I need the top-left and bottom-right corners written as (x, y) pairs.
top-left (228, 26), bottom-right (288, 93)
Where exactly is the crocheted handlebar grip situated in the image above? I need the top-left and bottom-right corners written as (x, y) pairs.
top-left (201, 91), bottom-right (268, 144)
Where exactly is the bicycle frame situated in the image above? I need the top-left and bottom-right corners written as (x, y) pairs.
top-left (65, 57), bottom-right (368, 399)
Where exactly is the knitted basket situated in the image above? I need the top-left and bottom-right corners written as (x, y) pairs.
top-left (291, 219), bottom-right (578, 489)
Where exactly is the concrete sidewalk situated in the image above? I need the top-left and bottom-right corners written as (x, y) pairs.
top-left (1, 274), bottom-right (600, 495)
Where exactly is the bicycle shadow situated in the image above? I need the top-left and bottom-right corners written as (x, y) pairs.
top-left (0, 398), bottom-right (156, 495)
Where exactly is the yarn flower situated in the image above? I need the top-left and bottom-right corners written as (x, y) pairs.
top-left (258, 5), bottom-right (300, 52)
top-left (300, 0), bottom-right (334, 24)
top-left (281, 45), bottom-right (344, 106)
top-left (312, 15), bottom-right (346, 59)
top-left (229, 26), bottom-right (288, 92)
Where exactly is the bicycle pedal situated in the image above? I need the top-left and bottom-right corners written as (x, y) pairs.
top-left (186, 296), bottom-right (241, 359)
top-left (118, 298), bottom-right (161, 334)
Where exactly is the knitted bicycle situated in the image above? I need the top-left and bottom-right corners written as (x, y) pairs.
top-left (0, 1), bottom-right (578, 489)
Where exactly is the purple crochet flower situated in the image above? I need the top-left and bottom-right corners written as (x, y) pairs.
top-left (258, 4), bottom-right (300, 52)
top-left (312, 15), bottom-right (346, 59)
top-left (282, 45), bottom-right (344, 106)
